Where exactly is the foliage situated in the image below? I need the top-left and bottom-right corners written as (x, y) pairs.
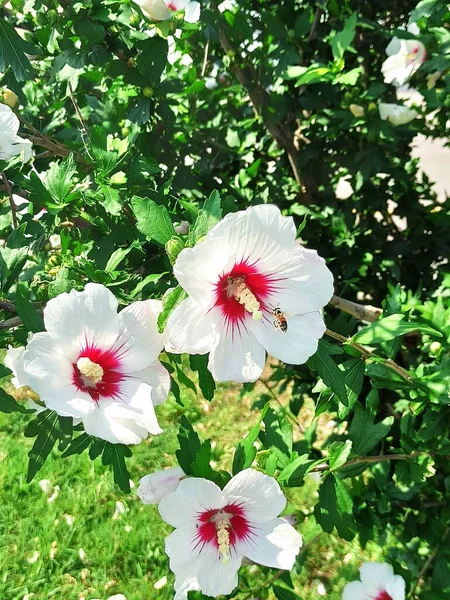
top-left (1, 0), bottom-right (450, 598)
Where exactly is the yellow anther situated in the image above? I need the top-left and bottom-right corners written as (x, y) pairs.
top-left (216, 519), bottom-right (230, 565)
top-left (77, 357), bottom-right (104, 384)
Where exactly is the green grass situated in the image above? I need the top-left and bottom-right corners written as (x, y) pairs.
top-left (0, 379), bottom-right (383, 600)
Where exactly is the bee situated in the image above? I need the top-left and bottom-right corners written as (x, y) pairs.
top-left (271, 304), bottom-right (288, 333)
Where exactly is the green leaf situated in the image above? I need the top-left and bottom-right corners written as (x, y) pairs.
top-left (131, 196), bottom-right (176, 245)
top-left (349, 404), bottom-right (394, 455)
top-left (27, 412), bottom-right (59, 483)
top-left (48, 267), bottom-right (76, 299)
top-left (315, 474), bottom-right (356, 540)
top-left (0, 19), bottom-right (38, 81)
top-left (188, 190), bottom-right (223, 245)
top-left (189, 354), bottom-right (216, 401)
top-left (0, 388), bottom-right (32, 414)
top-left (102, 443), bottom-right (132, 493)
top-left (332, 13), bottom-right (357, 61)
top-left (232, 404), bottom-right (269, 475)
top-left (15, 287), bottom-right (44, 333)
top-left (136, 37), bottom-right (168, 81)
top-left (293, 66), bottom-right (332, 85)
top-left (329, 440), bottom-right (353, 471)
top-left (44, 155), bottom-right (78, 204)
top-left (191, 439), bottom-right (216, 481)
top-left (130, 272), bottom-right (168, 298)
top-left (0, 246), bottom-right (28, 292)
top-left (308, 340), bottom-right (348, 405)
top-left (61, 433), bottom-right (93, 457)
top-left (97, 185), bottom-right (123, 216)
top-left (352, 314), bottom-right (442, 345)
top-left (259, 407), bottom-right (292, 467)
top-left (105, 241), bottom-right (140, 273)
top-left (273, 585), bottom-right (302, 600)
top-left (175, 365), bottom-right (197, 394)
top-left (176, 416), bottom-right (202, 476)
top-left (277, 453), bottom-right (318, 486)
top-left (157, 285), bottom-right (188, 333)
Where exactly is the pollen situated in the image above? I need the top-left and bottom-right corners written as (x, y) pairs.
top-left (77, 357), bottom-right (104, 384)
top-left (226, 276), bottom-right (262, 320)
top-left (215, 518), bottom-right (231, 565)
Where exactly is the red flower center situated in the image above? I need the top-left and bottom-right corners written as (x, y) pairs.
top-left (375, 591), bottom-right (393, 600)
top-left (167, 2), bottom-right (178, 10)
top-left (196, 504), bottom-right (251, 551)
top-left (72, 345), bottom-right (124, 402)
top-left (214, 259), bottom-right (278, 328)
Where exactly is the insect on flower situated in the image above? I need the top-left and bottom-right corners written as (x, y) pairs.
top-left (271, 304), bottom-right (288, 333)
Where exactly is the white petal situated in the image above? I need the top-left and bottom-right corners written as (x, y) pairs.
top-left (82, 398), bottom-right (151, 445)
top-left (23, 332), bottom-right (96, 418)
top-left (134, 360), bottom-right (170, 406)
top-left (381, 53), bottom-right (413, 86)
top-left (360, 562), bottom-right (394, 587)
top-left (169, 0), bottom-right (190, 9)
top-left (27, 399), bottom-right (47, 415)
top-left (173, 240), bottom-right (233, 307)
top-left (223, 469), bottom-right (286, 522)
top-left (237, 518), bottom-right (302, 570)
top-left (165, 297), bottom-right (219, 354)
top-left (43, 283), bottom-right (120, 360)
top-left (112, 299), bottom-right (164, 372)
top-left (165, 523), bottom-right (202, 568)
top-left (137, 467), bottom-right (184, 504)
top-left (4, 346), bottom-right (30, 388)
top-left (267, 246), bottom-right (334, 315)
top-left (208, 204), bottom-right (297, 273)
top-left (379, 103), bottom-right (418, 126)
top-left (159, 477), bottom-right (225, 528)
top-left (173, 567), bottom-right (201, 600)
top-left (248, 310), bottom-right (325, 365)
top-left (342, 581), bottom-right (370, 600)
top-left (184, 0), bottom-right (200, 22)
top-left (386, 575), bottom-right (406, 600)
top-left (0, 104), bottom-right (20, 134)
top-left (134, 0), bottom-right (171, 20)
top-left (113, 378), bottom-right (163, 434)
top-left (208, 325), bottom-right (266, 383)
top-left (196, 544), bottom-right (241, 597)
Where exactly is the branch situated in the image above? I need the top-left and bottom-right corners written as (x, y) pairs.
top-left (210, 1), bottom-right (306, 194)
top-left (1, 172), bottom-right (17, 228)
top-left (0, 316), bottom-right (22, 330)
top-left (408, 527), bottom-right (450, 599)
top-left (307, 8), bottom-right (322, 43)
top-left (0, 299), bottom-right (16, 314)
top-left (311, 451), bottom-right (437, 473)
top-left (329, 295), bottom-right (382, 323)
top-left (325, 328), bottom-right (414, 383)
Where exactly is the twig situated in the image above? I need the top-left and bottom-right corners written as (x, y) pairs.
top-left (325, 328), bottom-right (414, 383)
top-left (408, 527), bottom-right (450, 599)
top-left (1, 172), bottom-right (17, 228)
top-left (0, 299), bottom-right (16, 314)
top-left (311, 451), bottom-right (436, 473)
top-left (329, 295), bottom-right (382, 323)
top-left (0, 316), bottom-right (22, 330)
top-left (307, 8), bottom-right (322, 43)
top-left (210, 1), bottom-right (305, 194)
top-left (68, 82), bottom-right (93, 159)
top-left (201, 39), bottom-right (210, 77)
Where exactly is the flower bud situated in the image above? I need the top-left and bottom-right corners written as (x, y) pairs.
top-left (349, 104), bottom-right (365, 118)
top-left (137, 467), bottom-right (184, 504)
top-left (0, 88), bottom-right (19, 108)
top-left (429, 341), bottom-right (442, 355)
top-left (143, 86), bottom-right (154, 98)
top-left (110, 171), bottom-right (127, 185)
top-left (368, 102), bottom-right (377, 112)
top-left (165, 235), bottom-right (185, 265)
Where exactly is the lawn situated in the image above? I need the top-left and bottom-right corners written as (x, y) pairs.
top-left (0, 370), bottom-right (382, 600)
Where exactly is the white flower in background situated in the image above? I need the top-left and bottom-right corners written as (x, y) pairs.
top-left (342, 562), bottom-right (405, 600)
top-left (22, 283), bottom-right (170, 445)
top-left (4, 344), bottom-right (45, 414)
top-left (382, 24), bottom-right (426, 87)
top-left (134, 0), bottom-right (200, 23)
top-left (159, 468), bottom-right (302, 599)
top-left (379, 103), bottom-right (418, 126)
top-left (335, 176), bottom-right (354, 200)
top-left (165, 204), bottom-right (334, 383)
top-left (137, 467), bottom-right (185, 504)
top-left (0, 104), bottom-right (32, 162)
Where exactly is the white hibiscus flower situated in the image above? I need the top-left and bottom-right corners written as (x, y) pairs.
top-left (22, 283), bottom-right (170, 445)
top-left (137, 467), bottom-right (185, 504)
top-left (165, 204), bottom-right (334, 383)
top-left (134, 0), bottom-right (200, 23)
top-left (4, 343), bottom-right (45, 414)
top-left (0, 104), bottom-right (32, 162)
top-left (381, 25), bottom-right (426, 87)
top-left (378, 103), bottom-right (418, 126)
top-left (158, 468), bottom-right (303, 599)
top-left (342, 562), bottom-right (405, 600)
